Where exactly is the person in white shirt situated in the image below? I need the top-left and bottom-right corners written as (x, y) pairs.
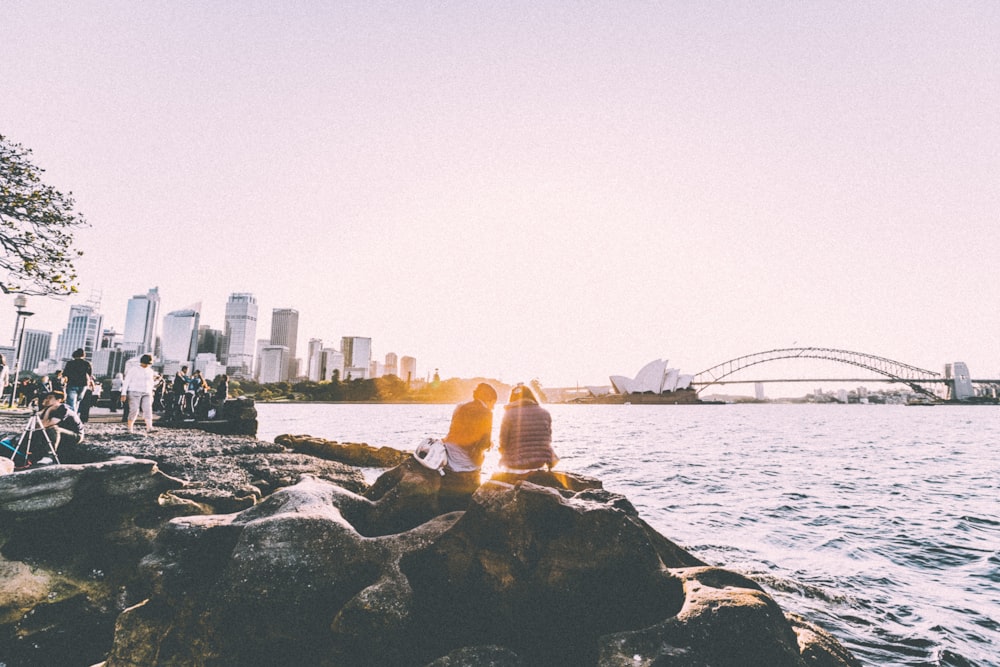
top-left (121, 354), bottom-right (157, 434)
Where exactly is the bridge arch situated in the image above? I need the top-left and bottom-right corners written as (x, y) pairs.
top-left (692, 347), bottom-right (941, 397)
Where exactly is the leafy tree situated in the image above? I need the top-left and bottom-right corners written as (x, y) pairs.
top-left (0, 135), bottom-right (88, 295)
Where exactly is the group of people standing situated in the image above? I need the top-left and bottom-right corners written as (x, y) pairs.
top-left (435, 382), bottom-right (559, 507)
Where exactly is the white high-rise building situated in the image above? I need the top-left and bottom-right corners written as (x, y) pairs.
top-left (161, 306), bottom-right (201, 364)
top-left (269, 309), bottom-right (298, 382)
top-left (55, 304), bottom-right (104, 362)
top-left (20, 329), bottom-right (51, 375)
top-left (306, 338), bottom-right (324, 381)
top-left (384, 352), bottom-right (398, 378)
top-left (123, 287), bottom-right (160, 354)
top-left (341, 336), bottom-right (371, 380)
top-left (224, 293), bottom-right (258, 379)
top-left (320, 348), bottom-right (345, 382)
top-left (258, 345), bottom-right (290, 384)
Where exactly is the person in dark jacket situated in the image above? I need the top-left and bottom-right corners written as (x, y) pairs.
top-left (498, 384), bottom-right (558, 471)
top-left (63, 348), bottom-right (92, 412)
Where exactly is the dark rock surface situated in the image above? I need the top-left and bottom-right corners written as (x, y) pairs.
top-left (276, 432), bottom-right (412, 467)
top-left (0, 414), bottom-right (861, 667)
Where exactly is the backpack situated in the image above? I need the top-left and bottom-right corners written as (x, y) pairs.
top-left (413, 438), bottom-right (448, 475)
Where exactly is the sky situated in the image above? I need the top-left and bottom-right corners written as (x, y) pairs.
top-left (2, 2), bottom-right (998, 391)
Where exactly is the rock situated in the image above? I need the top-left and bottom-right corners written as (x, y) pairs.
top-left (0, 420), bottom-right (862, 667)
top-left (276, 433), bottom-right (411, 467)
top-left (95, 475), bottom-right (859, 667)
top-left (0, 458), bottom-right (191, 666)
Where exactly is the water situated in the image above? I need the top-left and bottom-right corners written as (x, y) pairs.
top-left (256, 403), bottom-right (1000, 666)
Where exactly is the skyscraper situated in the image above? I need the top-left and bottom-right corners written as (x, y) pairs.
top-left (20, 329), bottom-right (51, 375)
top-left (55, 304), bottom-right (104, 362)
top-left (123, 287), bottom-right (160, 354)
top-left (269, 308), bottom-right (299, 381)
top-left (258, 345), bottom-right (290, 383)
top-left (197, 325), bottom-right (225, 358)
top-left (161, 306), bottom-right (200, 364)
top-left (269, 309), bottom-right (298, 358)
top-left (306, 338), bottom-right (324, 381)
top-left (224, 293), bottom-right (258, 378)
top-left (341, 336), bottom-right (371, 380)
top-left (384, 352), bottom-right (398, 378)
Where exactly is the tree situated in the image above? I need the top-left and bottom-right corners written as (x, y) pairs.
top-left (0, 134), bottom-right (87, 295)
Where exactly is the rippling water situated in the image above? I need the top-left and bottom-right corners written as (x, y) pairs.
top-left (256, 402), bottom-right (1000, 666)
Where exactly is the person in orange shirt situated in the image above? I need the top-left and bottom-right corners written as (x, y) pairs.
top-left (439, 382), bottom-right (498, 509)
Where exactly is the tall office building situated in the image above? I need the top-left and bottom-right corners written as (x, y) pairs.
top-left (123, 287), bottom-right (160, 354)
top-left (400, 356), bottom-right (417, 383)
top-left (384, 352), bottom-right (398, 378)
top-left (161, 306), bottom-right (201, 364)
top-left (269, 308), bottom-right (299, 382)
top-left (269, 309), bottom-right (298, 358)
top-left (306, 338), bottom-right (324, 381)
top-left (54, 304), bottom-right (104, 362)
top-left (224, 293), bottom-right (258, 378)
top-left (91, 347), bottom-right (135, 379)
top-left (258, 345), bottom-right (290, 383)
top-left (197, 326), bottom-right (226, 358)
top-left (341, 336), bottom-right (371, 380)
top-left (21, 329), bottom-right (52, 375)
top-left (319, 348), bottom-right (344, 382)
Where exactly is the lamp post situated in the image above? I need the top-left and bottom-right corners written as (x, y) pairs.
top-left (8, 296), bottom-right (34, 408)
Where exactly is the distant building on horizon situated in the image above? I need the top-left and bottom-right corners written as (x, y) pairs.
top-left (258, 345), bottom-right (290, 384)
top-left (123, 287), bottom-right (160, 354)
top-left (197, 325), bottom-right (226, 359)
top-left (306, 338), bottom-right (324, 381)
top-left (341, 336), bottom-right (371, 380)
top-left (20, 329), bottom-right (51, 375)
top-left (92, 347), bottom-right (136, 379)
top-left (224, 293), bottom-right (258, 379)
top-left (384, 352), bottom-right (398, 378)
top-left (269, 308), bottom-right (299, 382)
top-left (319, 348), bottom-right (344, 382)
top-left (399, 356), bottom-right (416, 383)
top-left (54, 304), bottom-right (104, 362)
top-left (161, 305), bottom-right (201, 365)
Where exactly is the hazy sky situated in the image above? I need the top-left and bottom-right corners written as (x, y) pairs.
top-left (2, 2), bottom-right (998, 389)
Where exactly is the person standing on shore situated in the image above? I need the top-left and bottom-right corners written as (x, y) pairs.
top-left (498, 383), bottom-right (558, 472)
top-left (121, 354), bottom-right (157, 434)
top-left (0, 354), bottom-right (8, 404)
top-left (63, 349), bottom-right (92, 412)
top-left (214, 374), bottom-right (229, 407)
top-left (109, 372), bottom-right (123, 412)
top-left (438, 382), bottom-right (498, 509)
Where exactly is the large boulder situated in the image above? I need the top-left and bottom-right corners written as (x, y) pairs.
top-left (98, 474), bottom-right (860, 667)
top-left (0, 458), bottom-right (195, 666)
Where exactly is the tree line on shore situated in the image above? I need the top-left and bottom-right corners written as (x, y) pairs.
top-left (228, 375), bottom-right (544, 404)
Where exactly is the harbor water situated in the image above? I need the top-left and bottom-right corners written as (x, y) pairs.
top-left (256, 402), bottom-right (1000, 666)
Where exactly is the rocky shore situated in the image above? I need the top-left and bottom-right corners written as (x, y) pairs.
top-left (0, 415), bottom-right (861, 666)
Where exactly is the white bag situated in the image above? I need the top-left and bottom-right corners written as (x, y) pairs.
top-left (413, 437), bottom-right (447, 474)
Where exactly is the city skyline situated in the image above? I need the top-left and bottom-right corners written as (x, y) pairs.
top-left (3, 4), bottom-right (998, 388)
top-left (5, 287), bottom-right (425, 384)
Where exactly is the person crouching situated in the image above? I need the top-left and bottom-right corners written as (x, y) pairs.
top-left (34, 390), bottom-right (85, 462)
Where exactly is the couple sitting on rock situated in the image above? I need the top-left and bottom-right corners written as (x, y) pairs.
top-left (437, 382), bottom-right (560, 507)
top-left (364, 382), bottom-right (560, 529)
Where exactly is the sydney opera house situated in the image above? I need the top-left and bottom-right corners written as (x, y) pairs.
top-left (601, 359), bottom-right (701, 403)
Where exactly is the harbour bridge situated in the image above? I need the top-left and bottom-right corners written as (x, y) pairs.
top-left (690, 347), bottom-right (1000, 400)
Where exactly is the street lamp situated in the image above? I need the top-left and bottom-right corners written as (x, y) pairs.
top-left (8, 296), bottom-right (34, 408)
